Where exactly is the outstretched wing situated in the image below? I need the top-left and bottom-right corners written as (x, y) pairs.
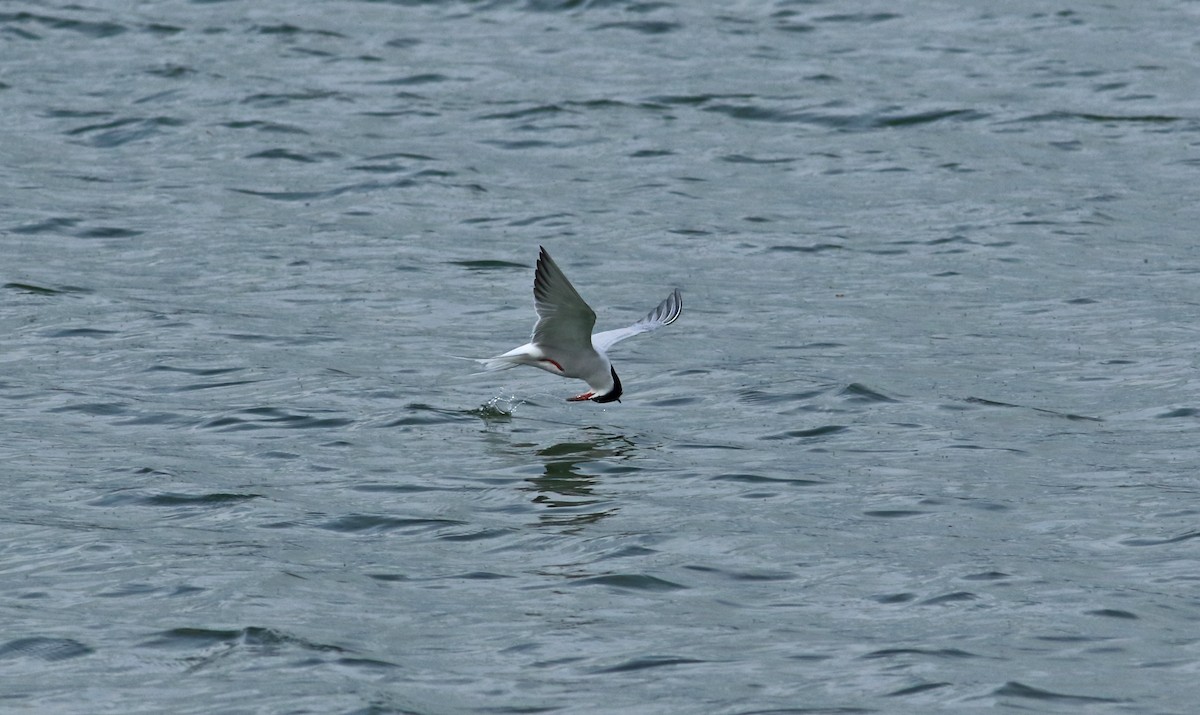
top-left (591, 288), bottom-right (682, 354)
top-left (531, 246), bottom-right (596, 352)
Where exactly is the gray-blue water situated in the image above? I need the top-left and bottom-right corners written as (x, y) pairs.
top-left (3, 1), bottom-right (1200, 712)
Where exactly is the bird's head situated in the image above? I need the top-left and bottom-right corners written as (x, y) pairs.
top-left (591, 366), bottom-right (622, 404)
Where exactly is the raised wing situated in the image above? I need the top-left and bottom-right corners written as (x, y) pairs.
top-left (591, 288), bottom-right (682, 354)
top-left (531, 246), bottom-right (596, 351)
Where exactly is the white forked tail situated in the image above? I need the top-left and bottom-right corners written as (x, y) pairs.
top-left (470, 343), bottom-right (543, 374)
top-left (449, 352), bottom-right (523, 374)
top-left (474, 355), bottom-right (522, 372)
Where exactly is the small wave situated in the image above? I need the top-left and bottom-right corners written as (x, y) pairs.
top-left (593, 655), bottom-right (707, 673)
top-left (8, 217), bottom-right (82, 235)
top-left (1120, 530), bottom-right (1200, 547)
top-left (4, 282), bottom-right (91, 296)
top-left (993, 681), bottom-right (1123, 704)
top-left (200, 407), bottom-right (353, 431)
top-left (0, 11), bottom-right (126, 39)
top-left (240, 89), bottom-right (348, 107)
top-left (384, 402), bottom-right (479, 427)
top-left (761, 425), bottom-right (849, 440)
top-left (590, 21), bottom-right (681, 34)
top-left (710, 473), bottom-right (824, 486)
top-left (814, 12), bottom-right (902, 24)
top-left (571, 573), bottom-right (687, 591)
top-left (251, 23), bottom-right (346, 39)
top-left (450, 259), bottom-right (528, 270)
top-left (244, 148), bottom-right (325, 163)
top-left (87, 492), bottom-right (260, 508)
top-left (861, 647), bottom-right (979, 660)
top-left (703, 102), bottom-right (985, 130)
top-left (0, 637), bottom-right (93, 662)
top-left (841, 383), bottom-right (900, 403)
top-left (229, 178), bottom-right (416, 201)
top-left (319, 514), bottom-right (463, 534)
top-left (220, 120), bottom-right (309, 134)
top-left (65, 116), bottom-right (185, 147)
top-left (1013, 111), bottom-right (1181, 125)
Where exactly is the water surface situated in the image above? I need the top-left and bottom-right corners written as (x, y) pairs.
top-left (3, 1), bottom-right (1200, 713)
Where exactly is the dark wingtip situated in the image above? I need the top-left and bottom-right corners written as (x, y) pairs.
top-left (533, 247), bottom-right (551, 299)
top-left (592, 366), bottom-right (623, 404)
top-left (667, 288), bottom-right (682, 325)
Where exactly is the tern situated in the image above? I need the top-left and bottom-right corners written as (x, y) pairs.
top-left (475, 246), bottom-right (682, 403)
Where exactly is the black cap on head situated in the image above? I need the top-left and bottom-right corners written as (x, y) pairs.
top-left (592, 367), bottom-right (622, 403)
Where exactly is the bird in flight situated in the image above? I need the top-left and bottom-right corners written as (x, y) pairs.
top-left (475, 246), bottom-right (682, 403)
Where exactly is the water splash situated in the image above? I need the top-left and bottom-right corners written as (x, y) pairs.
top-left (472, 393), bottom-right (523, 421)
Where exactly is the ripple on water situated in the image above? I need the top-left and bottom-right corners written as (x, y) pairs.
top-left (0, 637), bottom-right (94, 662)
top-left (737, 387), bottom-right (826, 404)
top-left (682, 564), bottom-right (796, 582)
top-left (888, 682), bottom-right (952, 697)
top-left (65, 116), bottom-right (185, 148)
top-left (4, 12), bottom-right (127, 38)
top-left (569, 574), bottom-right (688, 592)
top-left (230, 179), bottom-right (416, 202)
top-left (592, 655), bottom-right (707, 674)
top-left (3, 281), bottom-right (92, 296)
top-left (87, 492), bottom-right (260, 508)
top-left (200, 407), bottom-right (353, 431)
top-left (761, 425), bottom-right (850, 440)
top-left (1119, 530), bottom-right (1200, 547)
top-left (860, 647), bottom-right (980, 660)
top-left (709, 473), bottom-right (825, 487)
top-left (146, 365), bottom-right (262, 393)
top-left (646, 396), bottom-right (702, 407)
top-left (993, 681), bottom-right (1124, 704)
top-left (385, 402), bottom-right (484, 427)
top-left (318, 515), bottom-right (464, 534)
top-left (3, 1), bottom-right (1197, 712)
top-left (435, 529), bottom-right (513, 543)
top-left (862, 510), bottom-right (929, 518)
top-left (918, 591), bottom-right (980, 606)
top-left (137, 626), bottom-right (387, 673)
top-left (449, 259), bottom-right (528, 271)
top-left (48, 401), bottom-right (127, 416)
top-left (841, 382), bottom-right (900, 403)
top-left (1086, 609), bottom-right (1138, 620)
top-left (44, 328), bottom-right (119, 338)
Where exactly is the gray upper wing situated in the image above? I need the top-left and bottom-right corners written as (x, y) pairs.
top-left (531, 246), bottom-right (596, 351)
top-left (591, 288), bottom-right (682, 354)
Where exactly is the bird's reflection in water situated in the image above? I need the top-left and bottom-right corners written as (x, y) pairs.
top-left (522, 429), bottom-right (636, 530)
